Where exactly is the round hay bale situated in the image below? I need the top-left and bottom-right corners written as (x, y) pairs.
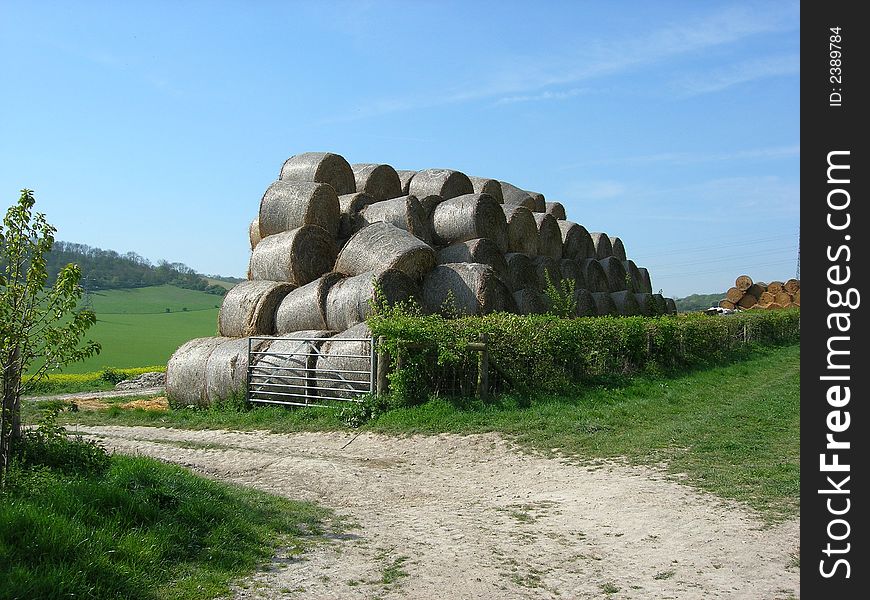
top-left (651, 293), bottom-right (668, 315)
top-left (279, 151), bottom-right (355, 195)
top-left (432, 193), bottom-right (509, 253)
top-left (437, 238), bottom-right (509, 285)
top-left (251, 330), bottom-right (335, 403)
top-left (793, 290), bottom-right (800, 306)
top-left (533, 213), bottom-right (563, 259)
top-left (422, 262), bottom-right (514, 316)
top-left (579, 259), bottom-right (610, 293)
top-left (351, 163), bottom-right (402, 201)
top-left (719, 299), bottom-right (736, 309)
top-left (354, 195), bottom-right (432, 243)
top-left (513, 288), bottom-right (548, 315)
top-left (608, 236), bottom-right (626, 261)
top-left (637, 267), bottom-right (653, 294)
top-left (334, 221), bottom-right (435, 280)
top-left (768, 281), bottom-right (784, 294)
top-left (746, 283), bottom-right (766, 298)
top-left (784, 278), bottom-right (800, 294)
top-left (558, 221), bottom-right (594, 261)
top-left (766, 302), bottom-right (784, 310)
top-left (416, 194), bottom-right (444, 218)
top-left (396, 170), bottom-right (417, 194)
top-left (622, 260), bottom-right (643, 292)
top-left (599, 256), bottom-right (628, 292)
top-left (560, 259), bottom-right (585, 289)
top-left (325, 268), bottom-right (421, 331)
top-left (258, 180), bottom-right (340, 239)
top-left (664, 297), bottom-right (677, 315)
top-left (499, 204), bottom-right (538, 254)
top-left (624, 292), bottom-right (649, 316)
top-left (249, 217), bottom-right (261, 250)
top-left (756, 281), bottom-right (768, 290)
top-left (591, 291), bottom-right (618, 316)
top-left (735, 275), bottom-right (753, 291)
top-left (532, 256), bottom-right (561, 291)
top-left (574, 288), bottom-right (595, 317)
top-left (409, 168), bottom-right (473, 200)
top-left (500, 181), bottom-right (546, 212)
top-left (167, 337), bottom-right (231, 408)
top-left (774, 291), bottom-right (792, 306)
top-left (248, 225), bottom-right (338, 286)
top-left (205, 337), bottom-right (271, 405)
top-left (467, 176), bottom-right (504, 203)
top-left (545, 202), bottom-right (566, 220)
top-left (504, 253), bottom-right (537, 292)
top-left (759, 291), bottom-right (775, 304)
top-left (219, 280), bottom-right (294, 337)
top-left (737, 294), bottom-right (758, 309)
top-left (725, 287), bottom-right (743, 303)
top-left (338, 192), bottom-right (378, 238)
top-left (315, 323), bottom-right (373, 400)
top-left (589, 232), bottom-right (613, 260)
top-left (276, 273), bottom-right (343, 334)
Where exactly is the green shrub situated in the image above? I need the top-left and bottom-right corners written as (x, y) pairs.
top-left (15, 407), bottom-right (110, 477)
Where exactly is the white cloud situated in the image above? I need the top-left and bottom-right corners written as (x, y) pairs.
top-left (496, 88), bottom-right (591, 105)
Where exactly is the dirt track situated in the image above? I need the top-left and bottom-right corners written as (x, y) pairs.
top-left (77, 425), bottom-right (800, 599)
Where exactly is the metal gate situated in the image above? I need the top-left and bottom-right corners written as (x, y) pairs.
top-left (246, 335), bottom-right (375, 407)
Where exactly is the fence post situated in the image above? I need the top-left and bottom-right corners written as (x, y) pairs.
top-left (477, 333), bottom-right (489, 401)
top-left (376, 336), bottom-right (389, 396)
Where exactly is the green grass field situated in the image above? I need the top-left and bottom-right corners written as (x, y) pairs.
top-left (87, 284), bottom-right (222, 314)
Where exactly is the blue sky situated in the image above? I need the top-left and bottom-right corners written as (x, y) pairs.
top-left (0, 1), bottom-right (799, 298)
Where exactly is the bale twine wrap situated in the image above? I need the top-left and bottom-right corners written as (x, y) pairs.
top-left (629, 292), bottom-right (653, 316)
top-left (500, 181), bottom-right (546, 212)
top-left (334, 221), bottom-right (435, 280)
top-left (422, 262), bottom-right (514, 316)
top-left (258, 180), bottom-right (340, 239)
top-left (735, 275), bottom-right (753, 291)
top-left (467, 176), bottom-right (504, 203)
top-left (249, 217), bottom-right (261, 250)
top-left (719, 299), bottom-right (736, 309)
top-left (784, 279), bottom-right (800, 294)
top-left (533, 213), bottom-right (563, 259)
top-left (532, 256), bottom-right (561, 291)
top-left (545, 202), bottom-right (566, 220)
top-left (396, 170), bottom-right (417, 194)
top-left (738, 294), bottom-right (758, 309)
top-left (664, 297), bottom-right (677, 315)
top-left (725, 287), bottom-right (743, 303)
top-left (513, 288), bottom-right (548, 315)
top-left (205, 336), bottom-right (271, 405)
top-left (325, 268), bottom-right (421, 331)
top-left (436, 238), bottom-right (509, 285)
top-left (338, 192), bottom-right (378, 238)
top-left (248, 225), bottom-right (338, 285)
top-left (622, 259), bottom-right (643, 292)
top-left (167, 337), bottom-right (232, 408)
top-left (350, 163), bottom-right (402, 201)
top-left (574, 288), bottom-right (595, 317)
top-left (608, 236), bottom-right (627, 261)
top-left (591, 291), bottom-right (618, 316)
top-left (409, 168), bottom-right (473, 200)
top-left (651, 293), bottom-right (668, 316)
top-left (637, 267), bottom-right (653, 294)
top-left (431, 193), bottom-right (509, 253)
top-left (589, 232), bottom-right (613, 259)
top-left (598, 256), bottom-right (628, 292)
top-left (251, 330), bottom-right (335, 403)
top-left (279, 151), bottom-right (356, 195)
top-left (504, 253), bottom-right (538, 292)
top-left (774, 291), bottom-right (792, 306)
top-left (768, 281), bottom-right (784, 294)
top-left (558, 221), bottom-right (594, 261)
top-left (354, 195), bottom-right (432, 243)
top-left (579, 259), bottom-right (610, 293)
top-left (276, 273), bottom-right (344, 334)
top-left (499, 204), bottom-right (538, 254)
top-left (759, 291), bottom-right (775, 304)
top-left (560, 259), bottom-right (585, 289)
top-left (219, 280), bottom-right (295, 337)
top-left (315, 323), bottom-right (373, 400)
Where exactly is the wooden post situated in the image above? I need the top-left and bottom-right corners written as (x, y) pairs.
top-left (477, 333), bottom-right (489, 401)
top-left (376, 336), bottom-right (389, 396)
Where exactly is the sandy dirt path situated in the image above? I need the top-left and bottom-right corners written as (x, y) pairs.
top-left (76, 425), bottom-right (799, 599)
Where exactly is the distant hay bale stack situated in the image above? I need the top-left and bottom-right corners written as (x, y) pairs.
top-left (315, 323), bottom-right (373, 400)
top-left (637, 267), bottom-right (653, 294)
top-left (351, 163), bottom-right (402, 201)
top-left (423, 263), bottom-right (514, 316)
top-left (545, 202), bottom-right (566, 220)
top-left (623, 259), bottom-right (643, 292)
top-left (248, 225), bottom-right (338, 285)
top-left (468, 176), bottom-right (504, 203)
top-left (579, 259), bottom-right (610, 293)
top-left (279, 151), bottom-right (356, 195)
top-left (354, 195), bottom-right (432, 243)
top-left (167, 337), bottom-right (231, 408)
top-left (784, 278), bottom-right (800, 294)
top-left (558, 221), bottom-right (594, 261)
top-left (591, 291), bottom-right (618, 316)
top-left (735, 274), bottom-right (753, 291)
top-left (249, 217), bottom-right (261, 250)
top-left (432, 193), bottom-right (509, 253)
top-left (559, 259), bottom-right (585, 289)
top-left (219, 280), bottom-right (294, 337)
top-left (574, 288), bottom-right (595, 317)
top-left (651, 293), bottom-right (668, 316)
top-left (725, 287), bottom-right (743, 303)
top-left (598, 256), bottom-right (628, 292)
top-left (338, 192), bottom-right (378, 238)
top-left (499, 204), bottom-right (538, 254)
top-left (532, 256), bottom-right (561, 291)
top-left (628, 292), bottom-right (652, 316)
top-left (504, 253), bottom-right (537, 292)
top-left (275, 273), bottom-right (343, 334)
top-left (334, 221), bottom-right (435, 280)
top-left (325, 268), bottom-right (421, 331)
top-left (533, 213), bottom-right (563, 259)
top-left (513, 288), bottom-right (548, 315)
top-left (767, 281), bottom-right (784, 294)
top-left (589, 232), bottom-right (613, 260)
top-left (396, 170), bottom-right (417, 194)
top-left (205, 337), bottom-right (270, 405)
top-left (258, 180), bottom-right (340, 239)
top-left (719, 299), bottom-right (736, 309)
top-left (437, 238), bottom-right (509, 285)
top-left (664, 297), bottom-right (677, 315)
top-left (251, 331), bottom-right (335, 403)
top-left (500, 181), bottom-right (546, 212)
top-left (608, 236), bottom-right (627, 261)
top-left (409, 168), bottom-right (473, 200)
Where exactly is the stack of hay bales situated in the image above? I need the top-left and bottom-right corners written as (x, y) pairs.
top-left (719, 275), bottom-right (801, 310)
top-left (168, 150), bottom-right (674, 406)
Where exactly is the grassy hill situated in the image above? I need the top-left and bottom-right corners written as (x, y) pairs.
top-left (674, 292), bottom-right (723, 312)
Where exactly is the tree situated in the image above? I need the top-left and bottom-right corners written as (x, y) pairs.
top-left (0, 189), bottom-right (100, 484)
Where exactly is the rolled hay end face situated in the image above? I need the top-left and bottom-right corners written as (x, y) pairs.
top-left (258, 180), bottom-right (340, 239)
top-left (334, 221), bottom-right (436, 280)
top-left (279, 151), bottom-right (356, 195)
top-left (248, 225), bottom-right (338, 286)
top-left (219, 280), bottom-right (295, 337)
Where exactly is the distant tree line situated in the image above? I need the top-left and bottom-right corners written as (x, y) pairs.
top-left (674, 292), bottom-right (723, 312)
top-left (47, 242), bottom-right (229, 295)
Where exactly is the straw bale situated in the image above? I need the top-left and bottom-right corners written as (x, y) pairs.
top-left (467, 176), bottom-right (504, 203)
top-left (793, 290), bottom-right (800, 306)
top-left (248, 225), bottom-right (338, 286)
top-left (738, 294), bottom-right (758, 309)
top-left (416, 194), bottom-right (444, 218)
top-left (432, 193), bottom-right (509, 253)
top-left (591, 292), bottom-right (619, 316)
top-left (396, 170), bottom-right (417, 194)
top-left (409, 168), bottom-right (473, 200)
top-left (608, 236), bottom-right (627, 261)
top-left (500, 181), bottom-right (546, 212)
top-left (437, 238), bottom-right (509, 284)
top-left (354, 195), bottom-right (432, 243)
top-left (558, 221), bottom-right (594, 261)
top-left (276, 273), bottom-right (344, 334)
top-left (338, 192), bottom-right (377, 238)
top-left (533, 213), bottom-right (563, 259)
top-left (774, 291), bottom-right (791, 306)
top-left (530, 256), bottom-right (560, 291)
top-left (315, 323), bottom-right (373, 400)
top-left (664, 297), bottom-right (677, 315)
top-left (560, 259), bottom-right (585, 289)
top-left (499, 204), bottom-right (538, 254)
top-left (249, 217), bottom-right (261, 250)
top-left (759, 291), bottom-right (775, 304)
top-left (589, 232), bottom-right (613, 259)
top-left (719, 300), bottom-right (736, 309)
top-left (579, 259), bottom-right (610, 293)
top-left (167, 337), bottom-right (232, 408)
top-left (623, 259), bottom-right (643, 292)
top-left (219, 280), bottom-right (294, 337)
top-left (334, 221), bottom-right (435, 280)
top-left (279, 151), bottom-right (355, 195)
top-left (766, 302), bottom-right (784, 310)
top-left (598, 256), bottom-right (628, 292)
top-left (325, 268), bottom-right (421, 331)
top-left (504, 253), bottom-right (537, 292)
top-left (637, 267), bottom-right (653, 294)
top-left (651, 293), bottom-right (668, 315)
top-left (513, 288), bottom-right (548, 315)
top-left (725, 287), bottom-right (743, 303)
top-left (545, 202), bottom-right (566, 220)
top-left (735, 275), bottom-right (753, 291)
top-left (258, 180), bottom-right (340, 238)
top-left (784, 279), bottom-right (800, 294)
top-left (205, 336), bottom-right (271, 405)
top-left (251, 330), bottom-right (335, 403)
top-left (422, 262), bottom-right (514, 316)
top-left (767, 281), bottom-right (784, 294)
top-left (574, 288), bottom-right (595, 317)
top-left (609, 291), bottom-right (639, 316)
top-left (746, 283), bottom-right (766, 298)
top-left (351, 163), bottom-right (402, 201)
